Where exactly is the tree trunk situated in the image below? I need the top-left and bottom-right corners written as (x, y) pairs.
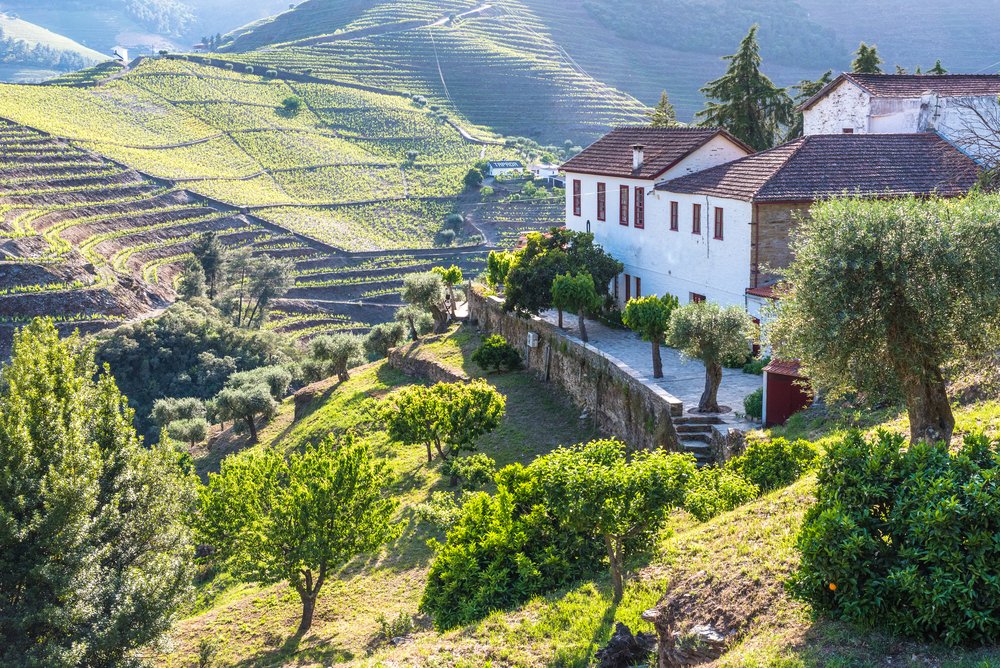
top-left (698, 361), bottom-right (722, 413)
top-left (298, 592), bottom-right (316, 634)
top-left (604, 534), bottom-right (624, 604)
top-left (407, 316), bottom-right (418, 341)
top-left (651, 340), bottom-right (663, 379)
top-left (425, 441), bottom-right (433, 464)
top-left (557, 308), bottom-right (564, 329)
top-left (338, 367), bottom-right (349, 382)
top-left (578, 309), bottom-right (588, 342)
top-left (448, 285), bottom-right (456, 318)
top-left (295, 566), bottom-right (326, 634)
top-left (245, 414), bottom-right (258, 442)
top-left (901, 364), bottom-right (955, 443)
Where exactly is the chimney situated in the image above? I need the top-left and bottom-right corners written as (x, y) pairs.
top-left (632, 144), bottom-right (644, 171)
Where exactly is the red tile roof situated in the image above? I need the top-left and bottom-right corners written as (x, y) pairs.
top-left (801, 73), bottom-right (1000, 110)
top-left (656, 133), bottom-right (980, 203)
top-left (746, 285), bottom-right (780, 299)
top-left (560, 127), bottom-right (752, 179)
top-left (763, 359), bottom-right (805, 378)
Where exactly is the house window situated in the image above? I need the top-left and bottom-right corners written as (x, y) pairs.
top-left (596, 182), bottom-right (606, 221)
top-left (670, 201), bottom-right (679, 231)
top-left (572, 179), bottom-right (581, 216)
top-left (842, 128), bottom-right (854, 134)
top-left (692, 203), bottom-right (702, 235)
top-left (690, 292), bottom-right (706, 303)
top-left (634, 187), bottom-right (645, 228)
top-left (619, 185), bottom-right (629, 226)
top-left (624, 273), bottom-right (631, 301)
top-left (635, 276), bottom-right (641, 298)
top-left (714, 207), bottom-right (724, 240)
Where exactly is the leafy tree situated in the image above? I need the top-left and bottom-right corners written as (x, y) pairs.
top-left (218, 249), bottom-right (294, 328)
top-left (199, 436), bottom-right (399, 633)
top-left (787, 69), bottom-right (833, 138)
top-left (551, 272), bottom-right (601, 342)
top-left (534, 440), bottom-right (695, 602)
top-left (928, 59), bottom-right (947, 74)
top-left (668, 302), bottom-right (753, 412)
top-left (851, 42), bottom-right (883, 73)
top-left (440, 452), bottom-right (497, 490)
top-left (0, 319), bottom-right (195, 665)
top-left (485, 250), bottom-right (515, 291)
top-left (192, 232), bottom-right (226, 299)
top-left (432, 265), bottom-right (463, 318)
top-left (308, 333), bottom-right (364, 382)
top-left (648, 90), bottom-right (678, 127)
top-left (395, 304), bottom-right (434, 340)
top-left (769, 195), bottom-right (1000, 443)
top-left (463, 168), bottom-right (483, 190)
top-left (381, 380), bottom-right (506, 464)
top-left (364, 321), bottom-right (406, 359)
top-left (696, 25), bottom-right (792, 150)
top-left (151, 396), bottom-right (206, 429)
top-left (212, 365), bottom-right (290, 442)
top-left (622, 294), bottom-right (680, 378)
top-left (402, 271), bottom-right (450, 333)
top-left (177, 257), bottom-right (206, 299)
top-left (167, 417), bottom-right (209, 448)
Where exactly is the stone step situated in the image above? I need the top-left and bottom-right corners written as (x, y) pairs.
top-left (680, 432), bottom-right (712, 444)
top-left (674, 415), bottom-right (725, 426)
top-left (676, 424), bottom-right (714, 435)
top-left (681, 440), bottom-right (712, 452)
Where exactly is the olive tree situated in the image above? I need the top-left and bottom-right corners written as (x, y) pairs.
top-left (380, 380), bottom-right (506, 464)
top-left (402, 271), bottom-right (450, 333)
top-left (211, 365), bottom-right (290, 441)
top-left (199, 436), bottom-right (399, 634)
top-left (309, 333), bottom-right (364, 382)
top-left (668, 302), bottom-right (753, 413)
top-left (432, 265), bottom-right (464, 317)
top-left (534, 440), bottom-right (695, 602)
top-left (364, 321), bottom-right (406, 359)
top-left (551, 272), bottom-right (601, 342)
top-left (769, 194), bottom-right (1000, 443)
top-left (622, 294), bottom-right (680, 378)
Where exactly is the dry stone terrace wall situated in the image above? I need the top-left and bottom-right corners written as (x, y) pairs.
top-left (468, 287), bottom-right (682, 453)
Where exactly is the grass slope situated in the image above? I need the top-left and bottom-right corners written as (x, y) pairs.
top-left (0, 13), bottom-right (109, 63)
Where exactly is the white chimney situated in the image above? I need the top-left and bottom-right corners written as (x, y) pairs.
top-left (632, 144), bottom-right (644, 171)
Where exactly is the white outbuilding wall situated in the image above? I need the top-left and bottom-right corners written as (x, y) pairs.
top-left (802, 81), bottom-right (872, 135)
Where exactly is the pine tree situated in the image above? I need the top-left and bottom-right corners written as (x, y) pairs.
top-left (928, 59), bottom-right (947, 74)
top-left (648, 90), bottom-right (678, 127)
top-left (851, 42), bottom-right (883, 74)
top-left (0, 319), bottom-right (196, 666)
top-left (787, 70), bottom-right (833, 139)
top-left (696, 25), bottom-right (792, 151)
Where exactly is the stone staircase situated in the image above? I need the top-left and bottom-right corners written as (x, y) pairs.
top-left (674, 415), bottom-right (726, 466)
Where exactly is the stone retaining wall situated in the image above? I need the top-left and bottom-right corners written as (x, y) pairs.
top-left (469, 287), bottom-right (681, 452)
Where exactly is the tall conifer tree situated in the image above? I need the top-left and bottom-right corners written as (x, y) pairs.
top-left (648, 90), bottom-right (679, 127)
top-left (852, 42), bottom-right (884, 73)
top-left (696, 25), bottom-right (792, 150)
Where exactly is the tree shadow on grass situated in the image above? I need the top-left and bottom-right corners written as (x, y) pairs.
top-left (233, 628), bottom-right (353, 668)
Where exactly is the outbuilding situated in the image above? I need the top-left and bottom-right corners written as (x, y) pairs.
top-left (487, 160), bottom-right (526, 177)
top-left (762, 359), bottom-right (812, 427)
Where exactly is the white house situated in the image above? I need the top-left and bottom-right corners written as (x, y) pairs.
top-left (801, 73), bottom-right (1000, 165)
top-left (560, 127), bottom-right (753, 305)
top-left (487, 160), bottom-right (525, 177)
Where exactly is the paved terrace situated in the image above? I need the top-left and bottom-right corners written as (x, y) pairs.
top-left (538, 310), bottom-right (761, 433)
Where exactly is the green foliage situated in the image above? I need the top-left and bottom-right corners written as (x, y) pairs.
top-left (402, 271), bottom-right (449, 332)
top-left (0, 319), bottom-right (195, 665)
top-left (769, 194), bottom-right (1000, 443)
top-left (696, 25), bottom-right (792, 150)
top-left (485, 250), bottom-right (515, 290)
top-left (414, 490), bottom-right (464, 531)
top-left (727, 434), bottom-right (817, 492)
top-left (787, 69), bottom-right (833, 139)
top-left (308, 333), bottom-right (364, 382)
top-left (683, 466), bottom-right (760, 521)
top-left (364, 321), bottom-right (406, 359)
top-left (441, 453), bottom-right (497, 490)
top-left (790, 431), bottom-right (1000, 645)
top-left (281, 95), bottom-right (303, 115)
top-left (648, 90), bottom-right (679, 127)
top-left (198, 435), bottom-right (399, 632)
top-left (851, 42), bottom-right (883, 73)
top-left (96, 300), bottom-right (288, 441)
top-left (551, 272), bottom-right (601, 341)
top-left (375, 611), bottom-right (415, 643)
top-left (463, 167), bottom-right (483, 190)
top-left (480, 185), bottom-right (494, 198)
top-left (743, 387), bottom-right (763, 420)
top-left (177, 258), bottom-right (207, 299)
top-left (472, 334), bottom-right (522, 372)
top-left (167, 417), bottom-right (210, 447)
top-left (152, 396), bottom-right (206, 428)
top-left (395, 303), bottom-right (434, 340)
top-left (211, 365), bottom-right (290, 442)
top-left (216, 248), bottom-right (294, 329)
top-left (928, 59), bottom-right (947, 74)
top-left (380, 380), bottom-right (506, 463)
top-left (742, 354), bottom-right (771, 375)
top-left (622, 294), bottom-right (679, 377)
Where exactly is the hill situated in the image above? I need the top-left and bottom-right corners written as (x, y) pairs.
top-left (0, 12), bottom-right (109, 82)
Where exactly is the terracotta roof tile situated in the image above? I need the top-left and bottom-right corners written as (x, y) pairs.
top-left (560, 127), bottom-right (750, 179)
top-left (763, 359), bottom-right (805, 378)
top-left (656, 133), bottom-right (980, 202)
top-left (801, 73), bottom-right (1000, 110)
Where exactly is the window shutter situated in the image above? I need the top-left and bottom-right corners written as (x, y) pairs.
top-left (624, 273), bottom-right (631, 301)
top-left (596, 182), bottom-right (606, 221)
top-left (692, 203), bottom-right (702, 235)
top-left (635, 276), bottom-right (641, 298)
top-left (634, 187), bottom-right (644, 228)
top-left (670, 201), bottom-right (678, 231)
top-left (619, 185), bottom-right (629, 226)
top-left (572, 179), bottom-right (582, 216)
top-left (714, 207), bottom-right (724, 240)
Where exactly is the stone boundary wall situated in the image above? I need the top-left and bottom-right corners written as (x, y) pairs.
top-left (469, 287), bottom-right (682, 452)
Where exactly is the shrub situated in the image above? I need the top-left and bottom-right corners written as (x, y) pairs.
top-left (441, 453), bottom-right (496, 490)
top-left (414, 491), bottom-right (464, 530)
top-left (480, 185), bottom-right (494, 198)
top-left (281, 95), bottom-right (303, 115)
top-left (683, 466), bottom-right (759, 521)
top-left (375, 611), bottom-right (414, 642)
top-left (463, 168), bottom-right (483, 190)
top-left (443, 213), bottom-right (464, 231)
top-left (743, 387), bottom-right (763, 420)
top-left (742, 354), bottom-right (771, 375)
top-left (472, 334), bottom-right (522, 372)
top-left (436, 229), bottom-right (456, 246)
top-left (727, 434), bottom-right (818, 492)
top-left (364, 321), bottom-right (406, 359)
top-left (790, 431), bottom-right (1000, 645)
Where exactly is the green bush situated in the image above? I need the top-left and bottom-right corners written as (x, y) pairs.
top-left (441, 453), bottom-right (496, 490)
top-left (727, 434), bottom-right (817, 492)
top-left (790, 431), bottom-right (1000, 645)
top-left (471, 334), bottom-right (522, 372)
top-left (743, 387), bottom-right (763, 420)
top-left (683, 466), bottom-right (759, 521)
top-left (742, 354), bottom-right (771, 375)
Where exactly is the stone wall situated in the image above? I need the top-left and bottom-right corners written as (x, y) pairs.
top-left (751, 202), bottom-right (811, 286)
top-left (469, 288), bottom-right (681, 452)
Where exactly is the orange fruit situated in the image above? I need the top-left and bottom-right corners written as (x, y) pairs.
top-left (829, 583), bottom-right (837, 591)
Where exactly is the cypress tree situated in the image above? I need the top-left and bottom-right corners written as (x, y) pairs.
top-left (696, 25), bottom-right (792, 151)
top-left (648, 90), bottom-right (679, 127)
top-left (0, 319), bottom-right (195, 666)
top-left (851, 42), bottom-right (883, 73)
top-left (928, 59), bottom-right (947, 74)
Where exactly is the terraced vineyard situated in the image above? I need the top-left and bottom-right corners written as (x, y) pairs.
top-left (220, 0), bottom-right (649, 143)
top-left (0, 118), bottom-right (497, 355)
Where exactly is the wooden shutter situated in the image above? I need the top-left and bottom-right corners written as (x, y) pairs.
top-left (670, 201), bottom-right (678, 231)
top-left (691, 292), bottom-right (706, 303)
top-left (714, 207), bottom-right (724, 240)
top-left (572, 179), bottom-right (582, 216)
top-left (624, 273), bottom-right (631, 301)
top-left (597, 182), bottom-right (606, 221)
top-left (634, 187), bottom-right (644, 228)
top-left (619, 185), bottom-right (629, 225)
top-left (635, 276), bottom-right (641, 298)
top-left (692, 203), bottom-right (702, 235)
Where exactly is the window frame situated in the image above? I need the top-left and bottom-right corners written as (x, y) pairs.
top-left (634, 186), bottom-right (645, 229)
top-left (596, 182), bottom-right (606, 221)
top-left (714, 206), bottom-right (724, 240)
top-left (572, 179), bottom-right (582, 216)
top-left (619, 185), bottom-right (630, 226)
top-left (669, 201), bottom-right (679, 231)
top-left (692, 202), bottom-right (702, 235)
